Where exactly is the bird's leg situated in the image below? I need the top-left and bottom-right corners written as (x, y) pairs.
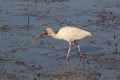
top-left (74, 41), bottom-right (82, 57)
top-left (66, 42), bottom-right (71, 61)
top-left (77, 45), bottom-right (82, 57)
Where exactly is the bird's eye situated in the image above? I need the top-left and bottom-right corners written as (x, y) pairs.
top-left (45, 29), bottom-right (51, 34)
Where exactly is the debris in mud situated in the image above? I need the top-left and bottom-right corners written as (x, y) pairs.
top-left (44, 0), bottom-right (69, 3)
top-left (6, 73), bottom-right (18, 80)
top-left (0, 57), bottom-right (11, 62)
top-left (32, 0), bottom-right (69, 3)
top-left (15, 60), bottom-right (25, 65)
top-left (0, 25), bottom-right (11, 32)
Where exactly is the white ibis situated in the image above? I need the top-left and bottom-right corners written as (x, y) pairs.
top-left (32, 26), bottom-right (92, 60)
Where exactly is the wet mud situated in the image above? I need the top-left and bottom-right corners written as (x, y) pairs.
top-left (0, 0), bottom-right (120, 80)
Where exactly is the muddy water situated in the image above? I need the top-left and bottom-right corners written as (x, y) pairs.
top-left (0, 0), bottom-right (120, 80)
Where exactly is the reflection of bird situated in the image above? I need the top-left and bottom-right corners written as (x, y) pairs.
top-left (32, 26), bottom-right (92, 60)
top-left (66, 58), bottom-right (82, 72)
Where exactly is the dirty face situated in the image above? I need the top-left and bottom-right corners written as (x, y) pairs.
top-left (44, 28), bottom-right (53, 35)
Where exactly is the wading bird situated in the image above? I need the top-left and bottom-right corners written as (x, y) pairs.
top-left (32, 26), bottom-right (92, 60)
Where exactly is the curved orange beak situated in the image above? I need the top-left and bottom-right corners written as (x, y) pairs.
top-left (32, 31), bottom-right (47, 45)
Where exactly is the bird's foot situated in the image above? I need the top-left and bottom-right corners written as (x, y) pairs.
top-left (80, 54), bottom-right (82, 57)
top-left (66, 57), bottom-right (69, 61)
top-left (80, 53), bottom-right (83, 58)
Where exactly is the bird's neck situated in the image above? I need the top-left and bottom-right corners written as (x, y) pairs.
top-left (48, 32), bottom-right (59, 39)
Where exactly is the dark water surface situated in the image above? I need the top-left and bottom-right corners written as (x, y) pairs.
top-left (0, 0), bottom-right (120, 80)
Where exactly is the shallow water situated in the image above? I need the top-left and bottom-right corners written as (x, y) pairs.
top-left (0, 0), bottom-right (120, 80)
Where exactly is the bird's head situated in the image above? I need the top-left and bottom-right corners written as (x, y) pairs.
top-left (32, 28), bottom-right (54, 45)
top-left (44, 28), bottom-right (54, 35)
